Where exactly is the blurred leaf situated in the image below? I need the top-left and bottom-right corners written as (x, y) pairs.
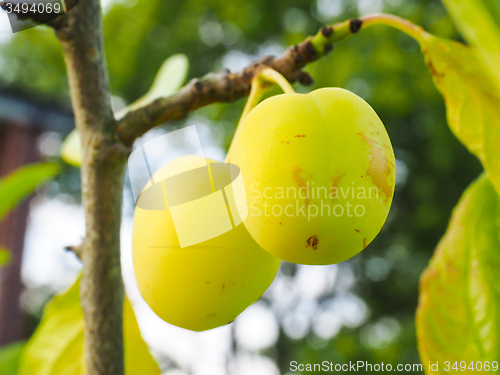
top-left (417, 174), bottom-right (500, 369)
top-left (18, 277), bottom-right (160, 375)
top-left (0, 341), bottom-right (25, 375)
top-left (125, 53), bottom-right (189, 113)
top-left (0, 28), bottom-right (67, 98)
top-left (103, 0), bottom-right (163, 94)
top-left (0, 162), bottom-right (60, 223)
top-left (418, 32), bottom-right (500, 195)
top-left (60, 129), bottom-right (83, 168)
top-left (441, 0), bottom-right (500, 91)
top-left (0, 247), bottom-right (11, 267)
top-left (62, 54), bottom-right (189, 168)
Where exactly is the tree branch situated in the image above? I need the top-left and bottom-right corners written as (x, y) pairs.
top-left (116, 17), bottom-right (372, 145)
top-left (55, 0), bottom-right (129, 374)
top-left (117, 41), bottom-right (319, 145)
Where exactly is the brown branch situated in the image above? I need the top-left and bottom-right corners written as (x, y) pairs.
top-left (117, 39), bottom-right (322, 145)
top-left (64, 244), bottom-right (83, 260)
top-left (116, 17), bottom-right (377, 146)
top-left (55, 0), bottom-right (128, 374)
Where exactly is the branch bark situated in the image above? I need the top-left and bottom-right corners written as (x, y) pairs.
top-left (55, 1), bottom-right (129, 374)
top-left (116, 17), bottom-right (369, 146)
top-left (116, 41), bottom-right (319, 145)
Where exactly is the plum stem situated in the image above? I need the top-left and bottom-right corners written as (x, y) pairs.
top-left (120, 13), bottom-right (429, 145)
top-left (360, 13), bottom-right (427, 44)
top-left (260, 68), bottom-right (296, 95)
top-left (239, 75), bottom-right (266, 122)
top-left (240, 68), bottom-right (296, 121)
top-left (226, 68), bottom-right (295, 162)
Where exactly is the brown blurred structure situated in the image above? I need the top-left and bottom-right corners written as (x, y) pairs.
top-left (0, 89), bottom-right (73, 347)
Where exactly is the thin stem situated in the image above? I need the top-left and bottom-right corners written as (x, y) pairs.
top-left (225, 75), bottom-right (266, 162)
top-left (239, 68), bottom-right (296, 122)
top-left (118, 13), bottom-right (430, 144)
top-left (360, 13), bottom-right (427, 44)
top-left (239, 76), bottom-right (267, 123)
top-left (260, 68), bottom-right (296, 94)
top-left (226, 68), bottom-right (296, 162)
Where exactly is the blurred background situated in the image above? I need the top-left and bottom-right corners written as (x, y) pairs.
top-left (0, 0), bottom-right (483, 373)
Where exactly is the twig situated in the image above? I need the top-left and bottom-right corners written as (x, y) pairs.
top-left (64, 244), bottom-right (83, 260)
top-left (117, 14), bottom-right (426, 146)
top-left (117, 41), bottom-right (319, 145)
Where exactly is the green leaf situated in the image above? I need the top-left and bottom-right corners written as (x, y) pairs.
top-left (0, 247), bottom-right (11, 268)
top-left (417, 31), bottom-right (500, 195)
top-left (0, 162), bottom-right (60, 223)
top-left (417, 174), bottom-right (500, 369)
top-left (18, 277), bottom-right (160, 375)
top-left (441, 0), bottom-right (500, 91)
top-left (125, 53), bottom-right (189, 113)
top-left (0, 341), bottom-right (25, 375)
top-left (61, 54), bottom-right (189, 168)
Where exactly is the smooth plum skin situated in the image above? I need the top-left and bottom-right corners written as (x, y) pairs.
top-left (132, 156), bottom-right (281, 332)
top-left (229, 88), bottom-right (396, 265)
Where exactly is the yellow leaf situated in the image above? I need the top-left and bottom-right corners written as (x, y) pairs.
top-left (418, 31), bottom-right (500, 195)
top-left (61, 129), bottom-right (82, 167)
top-left (18, 277), bottom-right (160, 375)
top-left (60, 129), bottom-right (82, 168)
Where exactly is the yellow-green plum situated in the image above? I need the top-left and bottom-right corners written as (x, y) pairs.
top-left (132, 155), bottom-right (281, 331)
top-left (228, 88), bottom-right (396, 265)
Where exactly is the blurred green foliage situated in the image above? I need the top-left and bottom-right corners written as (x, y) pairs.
top-left (0, 0), bottom-right (484, 372)
top-left (0, 162), bottom-right (60, 221)
top-left (0, 247), bottom-right (10, 267)
top-left (0, 341), bottom-right (24, 375)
